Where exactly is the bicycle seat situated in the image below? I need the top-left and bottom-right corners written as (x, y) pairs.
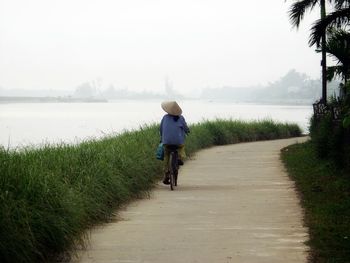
top-left (167, 145), bottom-right (179, 151)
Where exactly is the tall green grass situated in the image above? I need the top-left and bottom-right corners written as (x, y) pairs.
top-left (0, 119), bottom-right (301, 262)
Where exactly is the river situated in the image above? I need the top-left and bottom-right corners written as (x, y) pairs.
top-left (0, 100), bottom-right (312, 148)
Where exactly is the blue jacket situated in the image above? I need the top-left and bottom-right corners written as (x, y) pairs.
top-left (160, 114), bottom-right (189, 145)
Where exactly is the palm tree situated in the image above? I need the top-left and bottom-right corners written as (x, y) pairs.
top-left (288, 0), bottom-right (328, 103)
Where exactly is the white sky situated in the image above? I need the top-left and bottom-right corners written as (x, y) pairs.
top-left (0, 0), bottom-right (322, 94)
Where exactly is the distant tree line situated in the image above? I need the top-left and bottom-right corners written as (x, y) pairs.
top-left (200, 69), bottom-right (339, 103)
top-left (73, 80), bottom-right (184, 100)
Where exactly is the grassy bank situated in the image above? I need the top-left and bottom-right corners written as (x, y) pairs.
top-left (0, 119), bottom-right (301, 262)
top-left (282, 142), bottom-right (350, 263)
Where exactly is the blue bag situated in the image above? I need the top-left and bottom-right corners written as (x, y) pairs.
top-left (156, 143), bottom-right (164, 160)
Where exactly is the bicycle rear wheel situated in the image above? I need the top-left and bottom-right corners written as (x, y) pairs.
top-left (169, 153), bottom-right (175, 190)
top-left (173, 152), bottom-right (178, 186)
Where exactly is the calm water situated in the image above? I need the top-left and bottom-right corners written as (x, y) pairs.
top-left (0, 100), bottom-right (312, 148)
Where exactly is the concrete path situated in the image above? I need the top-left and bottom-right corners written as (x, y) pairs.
top-left (72, 137), bottom-right (309, 263)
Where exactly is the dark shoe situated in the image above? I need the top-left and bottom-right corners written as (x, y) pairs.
top-left (163, 177), bottom-right (170, 185)
top-left (178, 159), bottom-right (184, 166)
top-left (163, 172), bottom-right (170, 185)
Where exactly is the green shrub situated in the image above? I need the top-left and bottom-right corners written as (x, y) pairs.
top-left (310, 114), bottom-right (333, 158)
top-left (310, 113), bottom-right (350, 168)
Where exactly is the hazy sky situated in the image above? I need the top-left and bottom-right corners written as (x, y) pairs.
top-left (0, 0), bottom-right (322, 94)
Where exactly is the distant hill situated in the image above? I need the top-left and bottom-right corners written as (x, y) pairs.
top-left (200, 69), bottom-right (340, 104)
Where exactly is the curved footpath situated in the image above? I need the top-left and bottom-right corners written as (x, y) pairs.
top-left (72, 137), bottom-right (309, 263)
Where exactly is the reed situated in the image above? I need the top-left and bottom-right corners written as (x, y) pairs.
top-left (0, 119), bottom-right (301, 262)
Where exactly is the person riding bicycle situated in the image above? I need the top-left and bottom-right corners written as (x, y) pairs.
top-left (160, 101), bottom-right (190, 185)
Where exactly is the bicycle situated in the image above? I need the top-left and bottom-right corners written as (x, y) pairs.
top-left (166, 145), bottom-right (179, 191)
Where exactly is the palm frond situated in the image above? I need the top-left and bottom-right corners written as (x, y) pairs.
top-left (309, 7), bottom-right (350, 46)
top-left (334, 0), bottom-right (350, 9)
top-left (325, 29), bottom-right (350, 65)
top-left (289, 0), bottom-right (319, 28)
top-left (327, 65), bottom-right (344, 81)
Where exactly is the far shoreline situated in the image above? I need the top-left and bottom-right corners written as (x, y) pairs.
top-left (0, 96), bottom-right (107, 103)
top-left (0, 96), bottom-right (313, 106)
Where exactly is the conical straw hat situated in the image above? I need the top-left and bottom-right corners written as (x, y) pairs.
top-left (161, 101), bottom-right (182, 116)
